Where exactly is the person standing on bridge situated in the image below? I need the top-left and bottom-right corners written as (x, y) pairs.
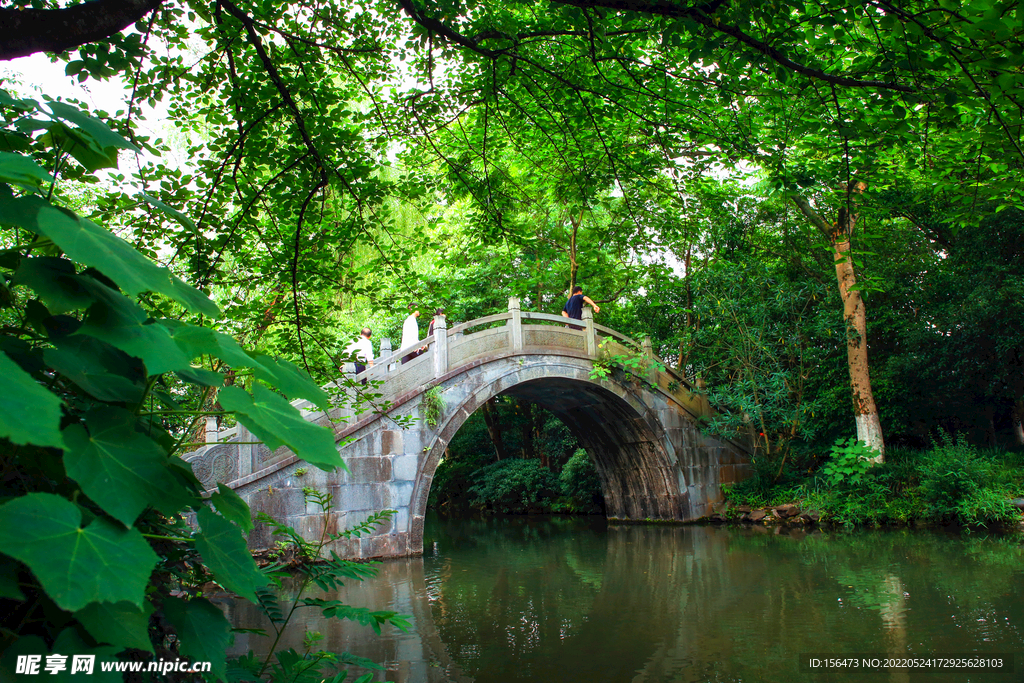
top-left (561, 285), bottom-right (600, 330)
top-left (401, 303), bottom-right (421, 364)
top-left (344, 327), bottom-right (374, 381)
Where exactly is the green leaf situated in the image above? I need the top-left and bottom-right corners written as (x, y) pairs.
top-left (12, 256), bottom-right (95, 314)
top-left (0, 185), bottom-right (219, 317)
top-left (0, 561), bottom-right (25, 600)
top-left (252, 355), bottom-right (331, 410)
top-left (63, 408), bottom-right (196, 526)
top-left (76, 283), bottom-right (190, 376)
top-left (0, 349), bottom-right (65, 450)
top-left (75, 600), bottom-right (155, 653)
top-left (0, 493), bottom-right (158, 611)
top-left (44, 335), bottom-right (146, 403)
top-left (138, 192), bottom-right (196, 231)
top-left (219, 385), bottom-right (343, 472)
top-left (170, 324), bottom-right (257, 367)
top-left (0, 151), bottom-right (54, 190)
top-left (176, 365), bottom-right (226, 387)
top-left (39, 122), bottom-right (119, 172)
top-left (194, 507), bottom-right (267, 602)
top-left (162, 597), bottom-right (232, 682)
top-left (211, 483), bottom-right (254, 533)
top-left (45, 101), bottom-right (141, 156)
top-left (170, 326), bottom-right (329, 408)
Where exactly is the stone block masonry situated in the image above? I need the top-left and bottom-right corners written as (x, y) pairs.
top-left (185, 301), bottom-right (752, 559)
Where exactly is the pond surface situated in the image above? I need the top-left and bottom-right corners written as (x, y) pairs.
top-left (226, 515), bottom-right (1024, 682)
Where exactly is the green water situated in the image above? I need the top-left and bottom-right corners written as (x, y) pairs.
top-left (227, 515), bottom-right (1024, 682)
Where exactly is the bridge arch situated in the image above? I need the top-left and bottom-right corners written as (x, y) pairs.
top-left (184, 300), bottom-right (752, 559)
top-left (413, 359), bottom-right (684, 532)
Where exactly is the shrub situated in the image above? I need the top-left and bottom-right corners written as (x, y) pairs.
top-left (558, 449), bottom-right (604, 514)
top-left (821, 436), bottom-right (877, 487)
top-left (917, 433), bottom-right (1017, 526)
top-left (468, 459), bottom-right (561, 513)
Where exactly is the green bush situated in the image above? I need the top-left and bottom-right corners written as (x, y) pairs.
top-left (558, 448), bottom-right (604, 514)
top-left (821, 436), bottom-right (877, 487)
top-left (917, 433), bottom-right (1015, 525)
top-left (469, 459), bottom-right (561, 513)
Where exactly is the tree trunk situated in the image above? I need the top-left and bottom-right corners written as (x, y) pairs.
top-left (518, 399), bottom-right (536, 460)
top-left (534, 406), bottom-right (548, 468)
top-left (794, 195), bottom-right (885, 461)
top-left (481, 398), bottom-right (507, 461)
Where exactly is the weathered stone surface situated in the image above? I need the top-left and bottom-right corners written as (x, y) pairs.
top-left (747, 510), bottom-right (767, 522)
top-left (775, 504), bottom-right (800, 518)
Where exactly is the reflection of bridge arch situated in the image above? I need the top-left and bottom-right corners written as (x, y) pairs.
top-left (184, 299), bottom-right (752, 559)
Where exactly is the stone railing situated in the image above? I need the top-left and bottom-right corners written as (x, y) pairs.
top-left (182, 297), bottom-right (698, 487)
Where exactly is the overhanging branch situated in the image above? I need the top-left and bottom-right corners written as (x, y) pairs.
top-left (0, 0), bottom-right (163, 61)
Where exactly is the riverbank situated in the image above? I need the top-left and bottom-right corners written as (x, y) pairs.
top-left (717, 436), bottom-right (1024, 530)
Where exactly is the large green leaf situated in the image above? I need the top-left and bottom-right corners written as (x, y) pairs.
top-left (211, 483), bottom-right (254, 533)
top-left (63, 408), bottom-right (196, 526)
top-left (0, 349), bottom-right (65, 450)
top-left (0, 185), bottom-right (219, 317)
top-left (44, 335), bottom-right (146, 403)
top-left (0, 493), bottom-right (158, 612)
top-left (252, 355), bottom-right (331, 411)
top-left (12, 256), bottom-right (95, 314)
top-left (171, 326), bottom-right (329, 408)
top-left (76, 284), bottom-right (190, 376)
top-left (38, 122), bottom-right (119, 172)
top-left (75, 601), bottom-right (155, 653)
top-left (45, 101), bottom-right (140, 157)
top-left (194, 507), bottom-right (267, 602)
top-left (162, 596), bottom-right (232, 681)
top-left (138, 191), bottom-right (197, 231)
top-left (0, 151), bottom-right (54, 190)
top-left (218, 385), bottom-right (342, 471)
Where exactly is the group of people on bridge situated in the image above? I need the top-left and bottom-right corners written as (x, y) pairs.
top-left (342, 285), bottom-right (601, 374)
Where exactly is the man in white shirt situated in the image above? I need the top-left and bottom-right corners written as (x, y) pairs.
top-left (401, 304), bottom-right (420, 364)
top-left (344, 327), bottom-right (374, 376)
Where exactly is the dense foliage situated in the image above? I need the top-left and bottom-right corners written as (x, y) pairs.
top-left (428, 401), bottom-right (604, 515)
top-left (725, 436), bottom-right (1023, 528)
top-left (0, 96), bottom-right (406, 680)
top-left (3, 0), bottom-right (1024, 676)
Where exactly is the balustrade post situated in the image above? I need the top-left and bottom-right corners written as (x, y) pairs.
top-left (205, 415), bottom-right (218, 443)
top-left (508, 297), bottom-right (523, 351)
top-left (583, 307), bottom-right (596, 356)
top-left (380, 337), bottom-right (393, 373)
top-left (642, 336), bottom-right (654, 359)
top-left (433, 314), bottom-right (448, 378)
top-left (237, 423), bottom-right (254, 477)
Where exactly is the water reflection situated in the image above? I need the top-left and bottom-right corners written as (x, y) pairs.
top-left (228, 516), bottom-right (1024, 682)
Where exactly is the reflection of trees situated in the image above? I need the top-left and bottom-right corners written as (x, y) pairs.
top-left (429, 521), bottom-right (1024, 683)
top-left (225, 519), bottom-right (1024, 683)
top-left (224, 558), bottom-right (470, 683)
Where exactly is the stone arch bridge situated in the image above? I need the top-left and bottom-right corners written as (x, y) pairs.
top-left (184, 299), bottom-right (752, 559)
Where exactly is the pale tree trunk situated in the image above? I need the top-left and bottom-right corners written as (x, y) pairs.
top-left (794, 195), bottom-right (885, 462)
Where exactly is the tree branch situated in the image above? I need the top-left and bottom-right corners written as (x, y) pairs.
top-left (0, 0), bottom-right (163, 61)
